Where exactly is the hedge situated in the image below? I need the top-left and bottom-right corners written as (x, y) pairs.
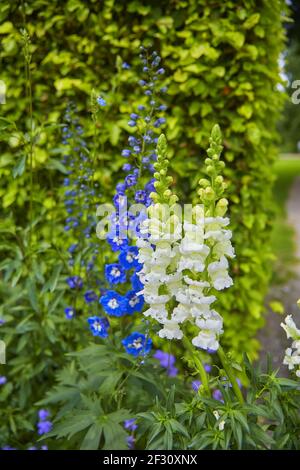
top-left (0, 0), bottom-right (287, 359)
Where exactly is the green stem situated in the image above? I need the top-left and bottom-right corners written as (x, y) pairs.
top-left (183, 337), bottom-right (211, 397)
top-left (217, 345), bottom-right (244, 404)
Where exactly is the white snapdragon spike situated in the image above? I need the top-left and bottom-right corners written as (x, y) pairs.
top-left (281, 314), bottom-right (300, 377)
top-left (137, 201), bottom-right (235, 349)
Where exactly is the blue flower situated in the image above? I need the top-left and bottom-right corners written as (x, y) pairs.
top-left (97, 96), bottom-right (106, 107)
top-left (122, 62), bottom-right (130, 69)
top-left (100, 291), bottom-right (128, 317)
top-left (105, 263), bottom-right (127, 284)
top-left (131, 272), bottom-right (143, 291)
top-left (213, 389), bottom-right (224, 402)
top-left (134, 189), bottom-right (147, 204)
top-left (119, 246), bottom-right (139, 270)
top-left (107, 234), bottom-right (128, 252)
top-left (125, 174), bottom-right (137, 187)
top-left (65, 307), bottom-right (75, 319)
top-left (37, 421), bottom-right (52, 436)
top-left (122, 163), bottom-right (132, 172)
top-left (122, 149), bottom-right (131, 157)
top-left (84, 290), bottom-right (98, 303)
top-left (0, 376), bottom-right (7, 386)
top-left (87, 316), bottom-right (110, 337)
top-left (66, 276), bottom-right (83, 289)
top-left (127, 435), bottom-right (135, 449)
top-left (192, 380), bottom-right (201, 392)
top-left (38, 409), bottom-right (50, 421)
top-left (125, 290), bottom-right (144, 314)
top-left (124, 419), bottom-right (138, 432)
top-left (122, 332), bottom-right (152, 356)
top-left (128, 120), bottom-right (136, 127)
top-left (153, 350), bottom-right (178, 377)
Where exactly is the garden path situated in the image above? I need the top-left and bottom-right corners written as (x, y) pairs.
top-left (258, 176), bottom-right (300, 373)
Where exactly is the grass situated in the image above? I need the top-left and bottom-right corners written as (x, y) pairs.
top-left (271, 156), bottom-right (300, 284)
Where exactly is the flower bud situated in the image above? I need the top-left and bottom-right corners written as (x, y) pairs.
top-left (204, 187), bottom-right (215, 200)
top-left (199, 178), bottom-right (210, 188)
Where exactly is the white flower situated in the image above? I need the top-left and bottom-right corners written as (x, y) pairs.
top-left (172, 304), bottom-right (192, 323)
top-left (283, 348), bottom-right (300, 370)
top-left (281, 315), bottom-right (300, 340)
top-left (213, 239), bottom-right (235, 259)
top-left (208, 256), bottom-right (233, 290)
top-left (165, 272), bottom-right (183, 295)
top-left (143, 304), bottom-right (168, 323)
top-left (192, 330), bottom-right (219, 351)
top-left (195, 310), bottom-right (223, 332)
top-left (158, 320), bottom-right (183, 340)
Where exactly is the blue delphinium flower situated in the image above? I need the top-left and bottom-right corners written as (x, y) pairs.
top-left (119, 246), bottom-right (140, 270)
top-left (124, 419), bottom-right (138, 431)
top-left (192, 380), bottom-right (202, 392)
top-left (122, 332), bottom-right (152, 356)
top-left (97, 96), bottom-right (106, 106)
top-left (66, 275), bottom-right (83, 289)
top-left (37, 421), bottom-right (52, 436)
top-left (65, 307), bottom-right (75, 319)
top-left (38, 409), bottom-right (50, 421)
top-left (84, 290), bottom-right (98, 303)
top-left (37, 409), bottom-right (52, 435)
top-left (87, 316), bottom-right (110, 337)
top-left (127, 435), bottom-right (135, 449)
top-left (100, 290), bottom-right (128, 317)
top-left (153, 350), bottom-right (178, 377)
top-left (0, 376), bottom-right (7, 385)
top-left (125, 290), bottom-right (144, 314)
top-left (105, 263), bottom-right (127, 284)
top-left (131, 272), bottom-right (144, 292)
top-left (213, 389), bottom-right (224, 402)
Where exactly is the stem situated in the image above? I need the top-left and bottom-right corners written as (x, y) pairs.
top-left (217, 345), bottom-right (244, 404)
top-left (182, 337), bottom-right (211, 397)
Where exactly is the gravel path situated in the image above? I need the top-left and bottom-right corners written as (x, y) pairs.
top-left (258, 177), bottom-right (300, 373)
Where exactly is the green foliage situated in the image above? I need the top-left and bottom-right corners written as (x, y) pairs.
top-left (42, 348), bottom-right (300, 450)
top-left (0, 0), bottom-right (288, 360)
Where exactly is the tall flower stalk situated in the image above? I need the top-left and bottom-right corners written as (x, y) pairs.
top-left (137, 127), bottom-right (243, 402)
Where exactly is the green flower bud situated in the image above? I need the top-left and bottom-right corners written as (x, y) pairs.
top-left (199, 178), bottom-right (210, 188)
top-left (205, 187), bottom-right (215, 200)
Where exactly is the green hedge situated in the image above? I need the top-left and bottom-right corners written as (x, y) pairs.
top-left (0, 0), bottom-right (287, 358)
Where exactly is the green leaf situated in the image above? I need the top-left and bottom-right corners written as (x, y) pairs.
top-left (80, 423), bottom-right (102, 450)
top-left (12, 155), bottom-right (26, 178)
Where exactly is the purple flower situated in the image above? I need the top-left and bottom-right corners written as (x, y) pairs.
top-left (154, 350), bottom-right (178, 377)
top-left (37, 420), bottom-right (52, 436)
top-left (122, 332), bottom-right (152, 357)
top-left (122, 149), bottom-right (131, 157)
top-left (192, 380), bottom-right (201, 392)
top-left (134, 190), bottom-right (147, 204)
top-left (128, 120), bottom-right (136, 127)
top-left (66, 276), bottom-right (83, 289)
top-left (205, 364), bottom-right (212, 373)
top-left (124, 418), bottom-right (138, 432)
top-left (122, 62), bottom-right (130, 70)
top-left (127, 435), bottom-right (135, 449)
top-left (213, 389), bottom-right (224, 402)
top-left (125, 174), bottom-right (137, 187)
top-left (0, 376), bottom-right (7, 386)
top-left (122, 163), bottom-right (132, 172)
top-left (84, 290), bottom-right (98, 303)
top-left (38, 409), bottom-right (50, 421)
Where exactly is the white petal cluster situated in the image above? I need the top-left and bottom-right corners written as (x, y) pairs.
top-left (137, 204), bottom-right (235, 350)
top-left (281, 315), bottom-right (300, 378)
